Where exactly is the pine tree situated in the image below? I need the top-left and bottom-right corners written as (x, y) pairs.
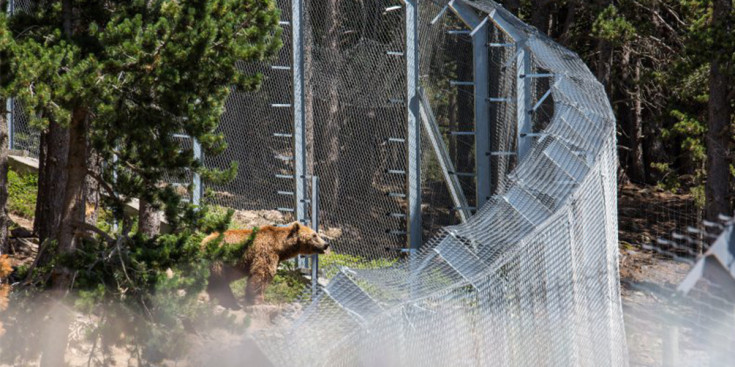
top-left (0, 0), bottom-right (282, 288)
top-left (706, 0), bottom-right (734, 219)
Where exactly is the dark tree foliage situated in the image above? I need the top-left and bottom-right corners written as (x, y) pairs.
top-left (500, 0), bottom-right (735, 216)
top-left (0, 0), bottom-right (282, 287)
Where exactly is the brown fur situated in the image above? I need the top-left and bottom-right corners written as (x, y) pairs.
top-left (202, 222), bottom-right (328, 307)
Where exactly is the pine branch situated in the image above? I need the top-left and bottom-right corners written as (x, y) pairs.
top-left (73, 220), bottom-right (114, 244)
top-left (87, 170), bottom-right (122, 204)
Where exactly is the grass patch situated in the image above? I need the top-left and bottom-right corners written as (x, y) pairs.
top-left (7, 168), bottom-right (38, 219)
top-left (264, 268), bottom-right (308, 304)
top-left (229, 264), bottom-right (308, 305)
top-left (320, 252), bottom-right (397, 278)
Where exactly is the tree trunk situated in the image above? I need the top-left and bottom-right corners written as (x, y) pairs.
top-left (138, 198), bottom-right (161, 237)
top-left (503, 0), bottom-right (520, 15)
top-left (84, 152), bottom-right (101, 225)
top-left (35, 0), bottom-right (76, 245)
top-left (0, 99), bottom-right (9, 254)
top-left (39, 3), bottom-right (78, 366)
top-left (34, 121), bottom-right (70, 244)
top-left (531, 0), bottom-right (552, 34)
top-left (558, 0), bottom-right (578, 44)
top-left (642, 59), bottom-right (666, 183)
top-left (632, 57), bottom-right (645, 182)
top-left (625, 50), bottom-right (646, 183)
top-left (594, 0), bottom-right (613, 95)
top-left (705, 0), bottom-right (733, 220)
top-left (596, 40), bottom-right (613, 95)
top-left (53, 107), bottom-right (88, 289)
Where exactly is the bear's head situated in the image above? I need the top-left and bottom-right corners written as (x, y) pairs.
top-left (287, 222), bottom-right (330, 255)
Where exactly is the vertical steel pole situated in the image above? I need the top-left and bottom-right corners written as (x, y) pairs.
top-left (472, 18), bottom-right (491, 208)
top-left (5, 99), bottom-right (12, 152)
top-left (5, 0), bottom-right (13, 151)
top-left (292, 0), bottom-right (308, 269)
top-left (292, 0), bottom-right (307, 225)
top-left (662, 324), bottom-right (679, 367)
top-left (406, 0), bottom-right (421, 253)
top-left (311, 175), bottom-right (319, 297)
top-left (516, 42), bottom-right (533, 159)
top-left (192, 138), bottom-right (202, 206)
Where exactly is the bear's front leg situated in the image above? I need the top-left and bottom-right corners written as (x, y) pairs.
top-left (244, 254), bottom-right (279, 305)
top-left (207, 261), bottom-right (241, 309)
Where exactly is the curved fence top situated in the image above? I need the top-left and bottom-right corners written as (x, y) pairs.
top-left (254, 1), bottom-right (625, 366)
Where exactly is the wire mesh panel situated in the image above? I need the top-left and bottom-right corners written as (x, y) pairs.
top-left (419, 2), bottom-right (478, 214)
top-left (6, 1), bottom-right (41, 158)
top-left (302, 0), bottom-right (410, 258)
top-left (487, 23), bottom-right (518, 195)
top-left (203, 0), bottom-right (295, 215)
top-left (9, 101), bottom-right (40, 158)
top-left (254, 1), bottom-right (627, 366)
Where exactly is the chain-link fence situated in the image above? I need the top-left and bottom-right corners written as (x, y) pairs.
top-left (6, 1), bottom-right (40, 158)
top-left (253, 1), bottom-right (628, 366)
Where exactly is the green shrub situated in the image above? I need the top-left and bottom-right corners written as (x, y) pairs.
top-left (23, 204), bottom-right (248, 361)
top-left (7, 169), bottom-right (38, 219)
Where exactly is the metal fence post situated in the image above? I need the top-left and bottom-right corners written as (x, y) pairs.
top-left (406, 0), bottom-right (421, 254)
top-left (292, 0), bottom-right (308, 269)
top-left (662, 323), bottom-right (679, 367)
top-left (311, 175), bottom-right (319, 296)
top-left (5, 0), bottom-right (13, 151)
top-left (5, 99), bottom-right (12, 152)
top-left (192, 138), bottom-right (202, 206)
top-left (292, 0), bottom-right (307, 225)
top-left (471, 18), bottom-right (490, 208)
top-left (516, 42), bottom-right (533, 159)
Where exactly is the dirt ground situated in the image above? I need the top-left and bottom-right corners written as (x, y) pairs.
top-left (616, 184), bottom-right (723, 366)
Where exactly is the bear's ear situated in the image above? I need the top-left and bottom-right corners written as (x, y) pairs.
top-left (288, 222), bottom-right (301, 238)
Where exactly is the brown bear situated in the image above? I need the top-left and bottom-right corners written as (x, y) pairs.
top-left (201, 222), bottom-right (328, 307)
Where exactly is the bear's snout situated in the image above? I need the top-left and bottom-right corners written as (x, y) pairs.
top-left (315, 241), bottom-right (329, 254)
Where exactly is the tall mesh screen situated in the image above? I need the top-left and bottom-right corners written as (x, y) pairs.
top-left (303, 0), bottom-right (407, 258)
top-left (203, 0), bottom-right (295, 215)
top-left (419, 1), bottom-right (478, 214)
top-left (253, 1), bottom-right (628, 366)
top-left (9, 100), bottom-right (39, 158)
top-left (7, 1), bottom-right (40, 158)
